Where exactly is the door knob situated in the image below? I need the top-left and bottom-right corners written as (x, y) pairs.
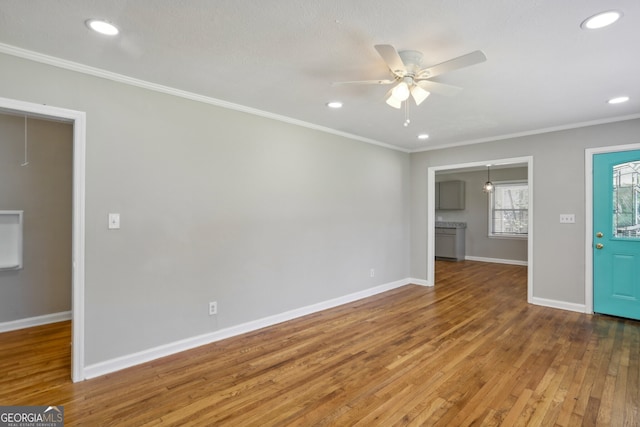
top-left (596, 232), bottom-right (603, 238)
top-left (596, 243), bottom-right (604, 249)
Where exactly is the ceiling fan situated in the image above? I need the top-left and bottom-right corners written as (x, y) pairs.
top-left (335, 44), bottom-right (487, 109)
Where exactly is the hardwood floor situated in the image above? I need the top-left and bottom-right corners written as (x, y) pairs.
top-left (1, 260), bottom-right (639, 426)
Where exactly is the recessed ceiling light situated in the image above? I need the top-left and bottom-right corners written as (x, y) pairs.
top-left (86, 19), bottom-right (119, 36)
top-left (417, 134), bottom-right (429, 140)
top-left (581, 10), bottom-right (622, 30)
top-left (608, 96), bottom-right (630, 104)
top-left (326, 101), bottom-right (343, 109)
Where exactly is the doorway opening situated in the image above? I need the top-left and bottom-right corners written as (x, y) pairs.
top-left (0, 96), bottom-right (86, 382)
top-left (427, 156), bottom-right (534, 303)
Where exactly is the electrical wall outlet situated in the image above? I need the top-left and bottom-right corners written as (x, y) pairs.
top-left (209, 301), bottom-right (217, 315)
top-left (559, 214), bottom-right (575, 224)
top-left (370, 269), bottom-right (375, 278)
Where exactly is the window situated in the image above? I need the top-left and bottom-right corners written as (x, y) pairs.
top-left (489, 181), bottom-right (528, 238)
top-left (613, 161), bottom-right (640, 238)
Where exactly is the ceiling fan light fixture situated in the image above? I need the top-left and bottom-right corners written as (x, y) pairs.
top-left (391, 82), bottom-right (410, 101)
top-left (339, 44), bottom-right (485, 116)
top-left (385, 93), bottom-right (402, 109)
top-left (580, 10), bottom-right (622, 30)
top-left (86, 19), bottom-right (119, 36)
top-left (410, 85), bottom-right (431, 106)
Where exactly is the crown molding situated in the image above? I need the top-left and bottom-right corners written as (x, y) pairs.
top-left (410, 113), bottom-right (640, 153)
top-left (0, 43), bottom-right (409, 153)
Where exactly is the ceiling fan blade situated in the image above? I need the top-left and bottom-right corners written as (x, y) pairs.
top-left (331, 79), bottom-right (395, 86)
top-left (415, 80), bottom-right (462, 96)
top-left (374, 44), bottom-right (406, 77)
top-left (410, 85), bottom-right (431, 106)
top-left (417, 50), bottom-right (486, 79)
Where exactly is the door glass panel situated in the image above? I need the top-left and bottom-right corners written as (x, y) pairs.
top-left (613, 161), bottom-right (640, 238)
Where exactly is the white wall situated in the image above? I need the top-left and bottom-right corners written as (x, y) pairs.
top-left (411, 118), bottom-right (640, 306)
top-left (0, 53), bottom-right (411, 365)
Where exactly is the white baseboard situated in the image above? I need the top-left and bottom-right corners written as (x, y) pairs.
top-left (529, 297), bottom-right (587, 313)
top-left (464, 256), bottom-right (528, 266)
top-left (408, 278), bottom-right (432, 287)
top-left (84, 278), bottom-right (411, 379)
top-left (0, 311), bottom-right (72, 333)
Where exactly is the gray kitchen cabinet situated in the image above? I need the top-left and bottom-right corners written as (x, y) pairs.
top-left (435, 223), bottom-right (466, 261)
top-left (437, 180), bottom-right (465, 210)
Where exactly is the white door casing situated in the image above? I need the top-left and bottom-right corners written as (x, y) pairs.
top-left (0, 96), bottom-right (86, 382)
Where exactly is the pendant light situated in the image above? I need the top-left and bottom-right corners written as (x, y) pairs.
top-left (483, 165), bottom-right (494, 193)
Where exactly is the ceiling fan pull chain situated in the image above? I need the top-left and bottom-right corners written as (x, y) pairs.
top-left (21, 116), bottom-right (29, 167)
top-left (403, 98), bottom-right (411, 127)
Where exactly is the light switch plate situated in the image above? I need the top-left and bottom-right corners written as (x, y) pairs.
top-left (559, 214), bottom-right (575, 224)
top-left (108, 213), bottom-right (120, 229)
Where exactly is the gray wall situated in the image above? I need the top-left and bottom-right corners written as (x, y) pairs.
top-left (0, 53), bottom-right (410, 365)
top-left (0, 114), bottom-right (72, 322)
top-left (436, 168), bottom-right (528, 262)
top-left (411, 118), bottom-right (640, 305)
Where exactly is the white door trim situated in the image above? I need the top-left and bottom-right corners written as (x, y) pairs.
top-left (584, 143), bottom-right (640, 315)
top-left (427, 156), bottom-right (534, 302)
top-left (0, 96), bottom-right (86, 382)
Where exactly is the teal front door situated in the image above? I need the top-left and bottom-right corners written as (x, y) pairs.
top-left (593, 149), bottom-right (640, 320)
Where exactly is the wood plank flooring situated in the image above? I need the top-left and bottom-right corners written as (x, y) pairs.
top-left (1, 260), bottom-right (639, 426)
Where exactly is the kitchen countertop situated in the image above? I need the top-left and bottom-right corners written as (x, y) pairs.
top-left (435, 221), bottom-right (467, 229)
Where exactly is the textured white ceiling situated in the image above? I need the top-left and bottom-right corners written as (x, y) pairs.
top-left (0, 0), bottom-right (638, 151)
